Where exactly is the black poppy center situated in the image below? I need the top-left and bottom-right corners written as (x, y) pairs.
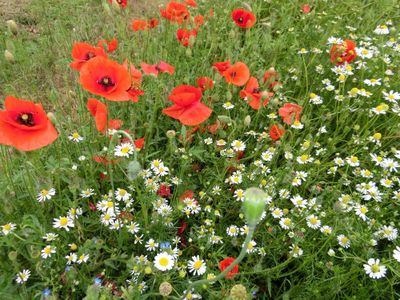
top-left (85, 52), bottom-right (95, 60)
top-left (98, 76), bottom-right (115, 90)
top-left (230, 71), bottom-right (236, 78)
top-left (253, 88), bottom-right (260, 93)
top-left (238, 17), bottom-right (244, 23)
top-left (17, 113), bottom-right (35, 127)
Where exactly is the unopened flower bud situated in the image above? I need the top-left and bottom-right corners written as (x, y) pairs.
top-left (166, 130), bottom-right (176, 138)
top-left (47, 112), bottom-right (57, 124)
top-left (159, 282), bottom-right (172, 296)
top-left (243, 187), bottom-right (267, 226)
top-left (127, 160), bottom-right (142, 180)
top-left (230, 284), bottom-right (248, 300)
top-left (6, 20), bottom-right (18, 34)
top-left (4, 50), bottom-right (15, 63)
top-left (244, 115), bottom-right (251, 126)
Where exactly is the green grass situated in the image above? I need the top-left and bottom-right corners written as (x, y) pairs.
top-left (1, 0), bottom-right (400, 299)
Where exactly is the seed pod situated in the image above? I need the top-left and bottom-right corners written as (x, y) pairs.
top-left (243, 187), bottom-right (266, 226)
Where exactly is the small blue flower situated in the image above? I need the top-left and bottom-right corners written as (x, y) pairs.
top-left (42, 288), bottom-right (51, 296)
top-left (160, 242), bottom-right (171, 249)
top-left (65, 266), bottom-right (71, 272)
top-left (94, 277), bottom-right (102, 285)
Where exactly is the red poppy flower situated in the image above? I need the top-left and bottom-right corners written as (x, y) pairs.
top-left (278, 103), bottom-right (302, 125)
top-left (141, 61), bottom-right (175, 76)
top-left (0, 96), bottom-right (58, 151)
top-left (269, 124), bottom-right (286, 141)
top-left (157, 183), bottom-right (172, 198)
top-left (123, 60), bottom-right (142, 87)
top-left (163, 85), bottom-right (212, 126)
top-left (176, 28), bottom-right (197, 46)
top-left (160, 1), bottom-right (190, 24)
top-left (79, 56), bottom-right (132, 101)
top-left (240, 77), bottom-right (273, 110)
top-left (212, 61), bottom-right (231, 75)
top-left (108, 0), bottom-right (127, 8)
top-left (179, 189), bottom-right (194, 201)
top-left (330, 40), bottom-right (357, 65)
top-left (148, 18), bottom-right (159, 28)
top-left (134, 137), bottom-right (145, 150)
top-left (70, 42), bottom-right (107, 71)
top-left (87, 98), bottom-right (108, 132)
top-left (97, 38), bottom-right (118, 53)
top-left (184, 0), bottom-right (197, 7)
top-left (223, 62), bottom-right (250, 86)
top-left (87, 98), bottom-right (123, 132)
top-left (231, 8), bottom-right (256, 29)
top-left (92, 155), bottom-right (120, 166)
top-left (131, 20), bottom-right (148, 31)
top-left (219, 257), bottom-right (239, 279)
top-left (302, 4), bottom-right (311, 14)
top-left (194, 15), bottom-right (204, 26)
top-left (197, 76), bottom-right (214, 91)
top-left (127, 88), bottom-right (144, 103)
top-left (263, 67), bottom-right (279, 84)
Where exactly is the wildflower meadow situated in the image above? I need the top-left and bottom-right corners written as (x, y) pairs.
top-left (1, 0), bottom-right (400, 299)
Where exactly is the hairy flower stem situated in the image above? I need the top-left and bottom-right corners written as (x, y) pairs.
top-left (181, 225), bottom-right (256, 299)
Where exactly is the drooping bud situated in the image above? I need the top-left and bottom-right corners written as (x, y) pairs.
top-left (243, 187), bottom-right (266, 226)
top-left (159, 282), bottom-right (173, 296)
top-left (127, 160), bottom-right (142, 180)
top-left (244, 115), bottom-right (251, 126)
top-left (6, 20), bottom-right (18, 35)
top-left (4, 50), bottom-right (15, 63)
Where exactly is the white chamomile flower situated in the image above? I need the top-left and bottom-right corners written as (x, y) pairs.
top-left (37, 188), bottom-right (56, 202)
top-left (2, 223), bottom-right (16, 235)
top-left (223, 101), bottom-right (235, 110)
top-left (154, 252), bottom-right (175, 271)
top-left (80, 188), bottom-right (95, 198)
top-left (41, 245), bottom-right (56, 259)
top-left (231, 140), bottom-right (246, 152)
top-left (115, 188), bottom-right (131, 201)
top-left (289, 244), bottom-right (303, 257)
top-left (337, 234), bottom-right (351, 248)
top-left (53, 216), bottom-right (74, 231)
top-left (66, 253), bottom-right (77, 264)
top-left (68, 132), bottom-right (83, 142)
top-left (15, 269), bottom-right (31, 284)
top-left (187, 255), bottom-right (207, 276)
top-left (77, 253), bottom-right (89, 264)
top-left (114, 142), bottom-right (134, 158)
top-left (393, 246), bottom-right (400, 262)
top-left (363, 258), bottom-right (387, 279)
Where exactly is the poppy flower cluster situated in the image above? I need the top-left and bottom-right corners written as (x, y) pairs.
top-left (0, 96), bottom-right (58, 151)
top-left (330, 40), bottom-right (357, 65)
top-left (162, 85), bottom-right (212, 126)
top-left (131, 19), bottom-right (159, 32)
top-left (160, 1), bottom-right (191, 24)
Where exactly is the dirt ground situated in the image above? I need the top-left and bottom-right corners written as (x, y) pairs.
top-left (0, 0), bottom-right (31, 19)
top-left (0, 0), bottom-right (168, 20)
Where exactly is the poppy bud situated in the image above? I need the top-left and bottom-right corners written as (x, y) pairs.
top-left (4, 50), bottom-right (15, 63)
top-left (47, 112), bottom-right (57, 124)
top-left (243, 187), bottom-right (266, 226)
top-left (8, 251), bottom-right (17, 261)
top-left (166, 130), bottom-right (176, 138)
top-left (185, 47), bottom-right (192, 57)
top-left (127, 160), bottom-right (142, 180)
top-left (159, 282), bottom-right (173, 296)
top-left (244, 115), bottom-right (251, 126)
top-left (6, 20), bottom-right (18, 35)
top-left (218, 115), bottom-right (233, 125)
